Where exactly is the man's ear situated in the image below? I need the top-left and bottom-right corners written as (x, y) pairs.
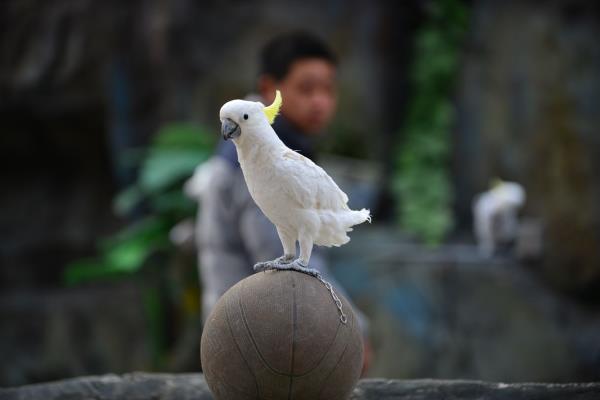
top-left (258, 75), bottom-right (278, 104)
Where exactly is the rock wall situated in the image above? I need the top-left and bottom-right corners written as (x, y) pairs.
top-left (452, 0), bottom-right (600, 293)
top-left (330, 228), bottom-right (600, 382)
top-left (0, 282), bottom-right (151, 386)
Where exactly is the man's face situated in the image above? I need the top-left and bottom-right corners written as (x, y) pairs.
top-left (266, 58), bottom-right (337, 135)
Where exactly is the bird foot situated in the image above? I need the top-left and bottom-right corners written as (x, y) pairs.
top-left (284, 260), bottom-right (321, 277)
top-left (254, 259), bottom-right (320, 278)
top-left (253, 255), bottom-right (294, 273)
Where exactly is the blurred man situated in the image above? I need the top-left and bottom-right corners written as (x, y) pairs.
top-left (189, 32), bottom-right (370, 369)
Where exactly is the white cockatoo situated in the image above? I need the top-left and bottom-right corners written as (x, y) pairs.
top-left (473, 180), bottom-right (526, 257)
top-left (220, 90), bottom-right (371, 276)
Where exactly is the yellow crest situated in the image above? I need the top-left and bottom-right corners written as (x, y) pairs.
top-left (263, 90), bottom-right (282, 124)
top-left (490, 177), bottom-right (504, 189)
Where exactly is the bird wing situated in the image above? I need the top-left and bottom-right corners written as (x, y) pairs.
top-left (277, 150), bottom-right (349, 211)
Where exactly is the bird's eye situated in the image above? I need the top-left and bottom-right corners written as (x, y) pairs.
top-left (243, 114), bottom-right (248, 120)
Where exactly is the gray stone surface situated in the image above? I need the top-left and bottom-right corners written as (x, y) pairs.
top-left (1, 373), bottom-right (599, 400)
top-left (0, 373), bottom-right (212, 400)
top-left (351, 379), bottom-right (600, 400)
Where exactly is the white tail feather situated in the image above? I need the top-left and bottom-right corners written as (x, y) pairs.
top-left (315, 208), bottom-right (371, 247)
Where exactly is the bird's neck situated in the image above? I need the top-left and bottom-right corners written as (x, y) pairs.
top-left (234, 126), bottom-right (285, 167)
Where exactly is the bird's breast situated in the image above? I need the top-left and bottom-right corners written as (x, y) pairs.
top-left (239, 158), bottom-right (292, 224)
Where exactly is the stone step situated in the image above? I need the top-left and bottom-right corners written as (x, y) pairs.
top-left (1, 373), bottom-right (598, 400)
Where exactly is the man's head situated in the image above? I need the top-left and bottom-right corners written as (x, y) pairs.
top-left (258, 31), bottom-right (338, 135)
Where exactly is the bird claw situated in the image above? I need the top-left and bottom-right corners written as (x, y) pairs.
top-left (253, 261), bottom-right (274, 272)
top-left (253, 258), bottom-right (320, 278)
top-left (276, 255), bottom-right (295, 264)
top-left (286, 260), bottom-right (320, 277)
top-left (254, 255), bottom-right (294, 273)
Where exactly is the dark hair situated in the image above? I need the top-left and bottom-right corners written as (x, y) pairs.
top-left (259, 31), bottom-right (337, 81)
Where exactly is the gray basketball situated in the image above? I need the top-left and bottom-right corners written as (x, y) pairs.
top-left (200, 270), bottom-right (363, 400)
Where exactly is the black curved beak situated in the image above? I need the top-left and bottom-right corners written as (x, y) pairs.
top-left (221, 118), bottom-right (241, 140)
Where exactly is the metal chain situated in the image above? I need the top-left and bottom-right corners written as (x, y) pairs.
top-left (315, 272), bottom-right (348, 324)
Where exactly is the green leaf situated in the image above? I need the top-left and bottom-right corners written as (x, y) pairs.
top-left (64, 259), bottom-right (113, 285)
top-left (153, 123), bottom-right (215, 150)
top-left (150, 190), bottom-right (195, 215)
top-left (140, 148), bottom-right (210, 194)
top-left (114, 185), bottom-right (144, 216)
top-left (100, 217), bottom-right (170, 271)
top-left (64, 217), bottom-right (171, 285)
top-left (65, 121), bottom-right (216, 287)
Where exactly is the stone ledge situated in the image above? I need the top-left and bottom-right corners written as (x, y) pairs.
top-left (1, 373), bottom-right (599, 399)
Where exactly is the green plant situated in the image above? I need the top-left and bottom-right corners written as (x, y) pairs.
top-left (64, 123), bottom-right (214, 366)
top-left (393, 0), bottom-right (469, 245)
top-left (65, 123), bottom-right (214, 284)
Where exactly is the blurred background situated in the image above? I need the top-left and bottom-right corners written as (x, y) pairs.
top-left (2, 0), bottom-right (600, 387)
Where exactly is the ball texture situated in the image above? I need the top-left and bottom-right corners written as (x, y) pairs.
top-left (200, 270), bottom-right (363, 400)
